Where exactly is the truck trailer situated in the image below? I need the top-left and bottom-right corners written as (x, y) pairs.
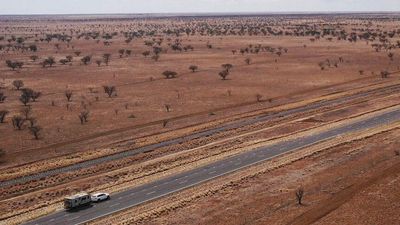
top-left (64, 192), bottom-right (92, 210)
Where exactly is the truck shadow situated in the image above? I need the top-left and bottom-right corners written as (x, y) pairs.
top-left (66, 204), bottom-right (94, 213)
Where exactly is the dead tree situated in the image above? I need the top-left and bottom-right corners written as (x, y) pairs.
top-left (29, 126), bottom-right (42, 140)
top-left (103, 86), bottom-right (117, 98)
top-left (0, 92), bottom-right (6, 103)
top-left (78, 111), bottom-right (90, 124)
top-left (12, 115), bottom-right (25, 130)
top-left (295, 187), bottom-right (305, 205)
top-left (165, 104), bottom-right (171, 112)
top-left (0, 110), bottom-right (8, 123)
top-left (256, 94), bottom-right (262, 102)
top-left (20, 106), bottom-right (32, 119)
top-left (219, 70), bottom-right (229, 80)
top-left (222, 63), bottom-right (233, 72)
top-left (65, 90), bottom-right (73, 102)
top-left (245, 58), bottom-right (251, 65)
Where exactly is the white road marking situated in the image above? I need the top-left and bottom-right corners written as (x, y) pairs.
top-left (146, 191), bottom-right (156, 195)
top-left (179, 180), bottom-right (187, 184)
top-left (129, 192), bottom-right (136, 196)
top-left (69, 216), bottom-right (80, 221)
top-left (49, 219), bottom-right (55, 222)
top-left (118, 197), bottom-right (123, 200)
top-left (209, 171), bottom-right (216, 174)
top-left (110, 203), bottom-right (120, 208)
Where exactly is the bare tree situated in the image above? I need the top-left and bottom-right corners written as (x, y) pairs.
top-left (0, 92), bottom-right (6, 103)
top-left (103, 85), bottom-right (117, 98)
top-left (388, 52), bottom-right (394, 61)
top-left (142, 51), bottom-right (150, 58)
top-left (95, 60), bottom-right (102, 67)
top-left (12, 80), bottom-right (24, 90)
top-left (295, 187), bottom-right (304, 205)
top-left (222, 63), bottom-right (233, 72)
top-left (103, 53), bottom-right (111, 66)
top-left (219, 70), bottom-right (229, 80)
top-left (152, 54), bottom-right (160, 62)
top-left (0, 110), bottom-right (8, 123)
top-left (20, 106), bottom-right (32, 120)
top-left (245, 58), bottom-right (251, 65)
top-left (29, 126), bottom-right (42, 140)
top-left (381, 70), bottom-right (389, 78)
top-left (12, 115), bottom-right (25, 130)
top-left (256, 94), bottom-right (262, 102)
top-left (163, 120), bottom-right (168, 128)
top-left (65, 90), bottom-right (73, 102)
top-left (78, 111), bottom-right (90, 124)
top-left (165, 104), bottom-right (171, 112)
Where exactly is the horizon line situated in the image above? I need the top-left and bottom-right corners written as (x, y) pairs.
top-left (0, 11), bottom-right (400, 17)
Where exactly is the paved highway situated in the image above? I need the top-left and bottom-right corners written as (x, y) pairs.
top-left (2, 84), bottom-right (400, 188)
top-left (25, 107), bottom-right (400, 225)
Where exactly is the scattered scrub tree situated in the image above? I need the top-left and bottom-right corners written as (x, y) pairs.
top-left (219, 70), bottom-right (229, 80)
top-left (295, 187), bottom-right (304, 205)
top-left (245, 58), bottom-right (251, 65)
top-left (189, 65), bottom-right (198, 73)
top-left (0, 110), bottom-right (8, 123)
top-left (12, 80), bottom-right (24, 90)
top-left (103, 85), bottom-right (117, 98)
top-left (29, 126), bottom-right (42, 140)
top-left (0, 92), bottom-right (6, 103)
top-left (78, 111), bottom-right (90, 124)
top-left (162, 70), bottom-right (177, 79)
top-left (65, 90), bottom-right (73, 102)
top-left (12, 115), bottom-right (25, 130)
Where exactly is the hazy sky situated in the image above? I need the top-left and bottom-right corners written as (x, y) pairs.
top-left (0, 0), bottom-right (399, 15)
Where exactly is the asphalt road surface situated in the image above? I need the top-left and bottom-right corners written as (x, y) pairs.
top-left (24, 107), bottom-right (400, 225)
top-left (3, 84), bottom-right (400, 188)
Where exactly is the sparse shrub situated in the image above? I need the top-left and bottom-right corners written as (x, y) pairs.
top-left (12, 80), bottom-right (24, 90)
top-left (162, 70), bottom-right (177, 79)
top-left (256, 94), bottom-right (262, 102)
top-left (78, 111), bottom-right (90, 124)
top-left (189, 65), bottom-right (198, 73)
top-left (103, 53), bottom-right (111, 65)
top-left (381, 70), bottom-right (389, 78)
top-left (221, 63), bottom-right (233, 72)
top-left (81, 56), bottom-right (91, 65)
top-left (219, 70), bottom-right (229, 80)
top-left (29, 126), bottom-right (42, 140)
top-left (12, 115), bottom-right (25, 130)
top-left (103, 85), bottom-right (116, 98)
